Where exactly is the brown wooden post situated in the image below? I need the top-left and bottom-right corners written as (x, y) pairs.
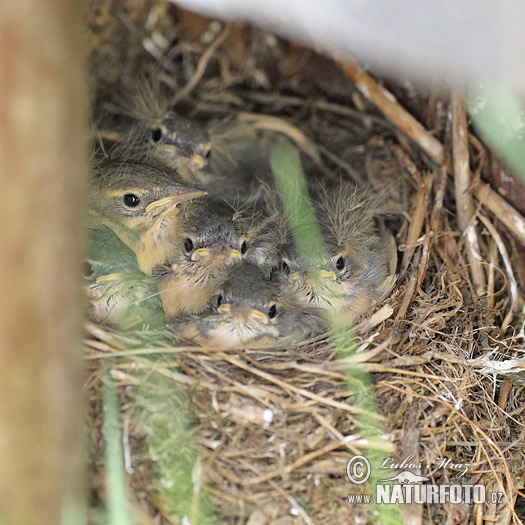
top-left (0, 2), bottom-right (87, 523)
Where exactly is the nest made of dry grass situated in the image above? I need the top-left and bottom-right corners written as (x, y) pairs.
top-left (85, 1), bottom-right (525, 524)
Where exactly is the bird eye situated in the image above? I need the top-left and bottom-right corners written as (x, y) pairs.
top-left (240, 241), bottom-right (247, 254)
top-left (199, 143), bottom-right (212, 159)
top-left (183, 238), bottom-right (194, 252)
top-left (151, 128), bottom-right (162, 143)
top-left (268, 304), bottom-right (277, 319)
top-left (216, 294), bottom-right (223, 308)
top-left (336, 256), bottom-right (345, 271)
top-left (82, 261), bottom-right (94, 277)
top-left (123, 193), bottom-right (141, 207)
top-left (281, 261), bottom-right (290, 275)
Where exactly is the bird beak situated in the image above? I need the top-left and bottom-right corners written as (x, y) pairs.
top-left (192, 141), bottom-right (211, 168)
top-left (95, 273), bottom-right (127, 283)
top-left (192, 154), bottom-right (206, 168)
top-left (217, 304), bottom-right (232, 315)
top-left (190, 248), bottom-right (242, 261)
top-left (289, 272), bottom-right (305, 283)
top-left (217, 304), bottom-right (269, 324)
top-left (158, 145), bottom-right (207, 169)
top-left (145, 188), bottom-right (207, 215)
top-left (309, 270), bottom-right (337, 281)
top-left (157, 144), bottom-right (177, 153)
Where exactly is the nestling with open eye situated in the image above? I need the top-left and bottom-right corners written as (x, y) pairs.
top-left (95, 74), bottom-right (278, 202)
top-left (271, 183), bottom-right (397, 322)
top-left (173, 262), bottom-right (324, 347)
top-left (84, 227), bottom-right (165, 330)
top-left (87, 160), bottom-right (207, 274)
top-left (113, 117), bottom-right (275, 204)
top-left (95, 75), bottom-right (213, 185)
top-left (154, 197), bottom-right (276, 319)
top-left (129, 112), bottom-right (212, 185)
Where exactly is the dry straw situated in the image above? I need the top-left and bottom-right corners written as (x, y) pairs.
top-left (86, 4), bottom-right (525, 524)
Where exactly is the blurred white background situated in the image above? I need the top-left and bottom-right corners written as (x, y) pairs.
top-left (173, 0), bottom-right (525, 93)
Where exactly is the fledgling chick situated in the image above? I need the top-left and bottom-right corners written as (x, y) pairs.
top-left (154, 197), bottom-right (276, 319)
top-left (121, 113), bottom-right (212, 186)
top-left (84, 227), bottom-right (165, 330)
top-left (106, 117), bottom-right (274, 205)
top-left (173, 262), bottom-right (324, 347)
top-left (88, 160), bottom-right (207, 274)
top-left (96, 74), bottom-right (275, 202)
top-left (272, 184), bottom-right (397, 322)
top-left (96, 75), bottom-right (212, 185)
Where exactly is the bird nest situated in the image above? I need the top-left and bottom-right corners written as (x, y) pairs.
top-left (85, 1), bottom-right (525, 523)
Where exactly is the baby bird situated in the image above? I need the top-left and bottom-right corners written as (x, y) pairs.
top-left (96, 75), bottom-right (274, 202)
top-left (96, 76), bottom-right (212, 185)
top-left (88, 160), bottom-right (206, 274)
top-left (154, 197), bottom-right (276, 319)
top-left (174, 262), bottom-right (324, 347)
top-left (272, 184), bottom-right (397, 323)
top-left (119, 113), bottom-right (212, 185)
top-left (84, 227), bottom-right (165, 330)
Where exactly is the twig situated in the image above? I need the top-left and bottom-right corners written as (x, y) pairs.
top-left (315, 143), bottom-right (364, 182)
top-left (244, 438), bottom-right (360, 486)
top-left (266, 478), bottom-right (315, 525)
top-left (418, 166), bottom-right (448, 286)
top-left (390, 251), bottom-right (420, 344)
top-left (237, 112), bottom-right (322, 164)
top-left (337, 60), bottom-right (444, 164)
top-left (355, 304), bottom-right (394, 333)
top-left (222, 354), bottom-right (378, 418)
top-left (498, 380), bottom-right (512, 411)
top-left (401, 173), bottom-right (433, 275)
top-left (477, 213), bottom-right (519, 327)
top-left (451, 86), bottom-right (486, 295)
top-left (173, 25), bottom-right (231, 104)
top-left (487, 238), bottom-right (498, 310)
top-left (473, 182), bottom-right (525, 246)
top-left (337, 58), bottom-right (525, 248)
